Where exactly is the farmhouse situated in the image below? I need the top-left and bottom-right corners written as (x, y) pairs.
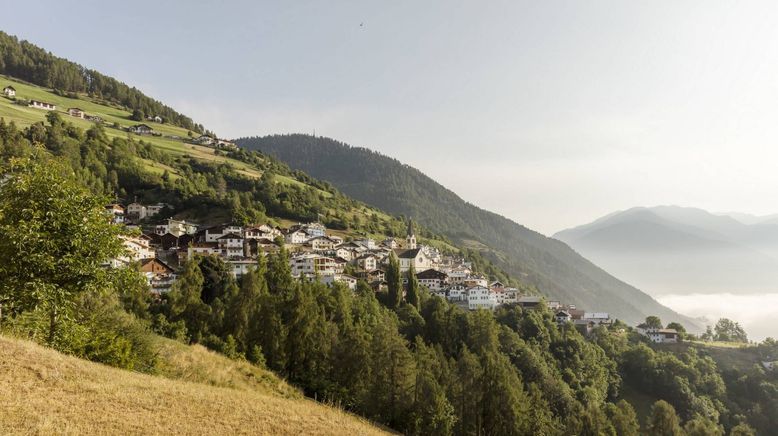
top-left (67, 107), bottom-right (85, 118)
top-left (129, 124), bottom-right (153, 135)
top-left (3, 85), bottom-right (15, 97)
top-left (29, 100), bottom-right (56, 110)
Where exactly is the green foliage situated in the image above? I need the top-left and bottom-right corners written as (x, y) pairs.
top-left (647, 400), bottom-right (684, 436)
top-left (386, 252), bottom-right (402, 309)
top-left (646, 316), bottom-right (663, 329)
top-left (0, 155), bottom-right (127, 342)
top-left (714, 318), bottom-right (748, 343)
top-left (406, 264), bottom-right (420, 309)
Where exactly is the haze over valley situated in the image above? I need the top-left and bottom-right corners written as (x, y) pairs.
top-left (555, 205), bottom-right (778, 339)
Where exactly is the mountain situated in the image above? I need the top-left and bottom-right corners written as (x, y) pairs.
top-left (235, 134), bottom-right (697, 327)
top-left (0, 335), bottom-right (387, 435)
top-left (554, 206), bottom-right (778, 295)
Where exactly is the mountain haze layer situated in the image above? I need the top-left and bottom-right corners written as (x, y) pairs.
top-left (236, 134), bottom-right (697, 327)
top-left (555, 205), bottom-right (778, 295)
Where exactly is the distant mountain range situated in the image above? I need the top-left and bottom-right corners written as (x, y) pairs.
top-left (554, 206), bottom-right (778, 295)
top-left (236, 134), bottom-right (699, 328)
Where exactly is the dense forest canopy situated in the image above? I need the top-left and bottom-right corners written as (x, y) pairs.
top-left (0, 31), bottom-right (201, 132)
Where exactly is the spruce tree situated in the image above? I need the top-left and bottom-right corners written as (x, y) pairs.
top-left (406, 264), bottom-right (420, 309)
top-left (386, 252), bottom-right (402, 309)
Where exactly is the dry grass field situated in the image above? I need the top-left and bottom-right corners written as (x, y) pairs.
top-left (0, 335), bottom-right (391, 436)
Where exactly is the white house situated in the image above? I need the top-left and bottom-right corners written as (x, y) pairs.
top-left (227, 258), bottom-right (257, 278)
top-left (290, 253), bottom-right (337, 278)
top-left (67, 107), bottom-right (85, 118)
top-left (355, 254), bottom-right (378, 272)
top-left (3, 85), bottom-right (15, 97)
top-left (201, 224), bottom-right (242, 242)
top-left (105, 204), bottom-right (125, 224)
top-left (122, 235), bottom-right (155, 261)
top-left (218, 233), bottom-right (245, 258)
top-left (583, 312), bottom-right (612, 325)
top-left (308, 235), bottom-right (337, 251)
top-left (129, 124), bottom-right (153, 135)
top-left (29, 100), bottom-right (56, 110)
top-left (466, 286), bottom-right (498, 310)
top-left (416, 269), bottom-right (448, 291)
top-left (285, 229), bottom-right (308, 245)
top-left (637, 325), bottom-right (680, 344)
top-left (126, 203), bottom-right (147, 220)
top-left (446, 285), bottom-right (468, 302)
top-left (187, 242), bottom-right (220, 258)
top-left (320, 273), bottom-right (358, 290)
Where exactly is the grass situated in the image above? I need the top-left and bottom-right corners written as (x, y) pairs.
top-left (0, 335), bottom-right (391, 435)
top-left (658, 341), bottom-right (759, 372)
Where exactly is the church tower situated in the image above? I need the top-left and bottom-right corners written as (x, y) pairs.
top-left (406, 219), bottom-right (417, 249)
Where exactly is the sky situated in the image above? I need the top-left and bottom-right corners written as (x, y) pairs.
top-left (3, 1), bottom-right (778, 235)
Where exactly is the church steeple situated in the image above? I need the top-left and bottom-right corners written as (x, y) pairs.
top-left (406, 219), bottom-right (417, 249)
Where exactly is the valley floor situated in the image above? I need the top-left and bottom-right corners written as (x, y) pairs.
top-left (0, 336), bottom-right (389, 435)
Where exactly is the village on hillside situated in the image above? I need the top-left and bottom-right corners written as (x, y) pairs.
top-left (102, 202), bottom-right (679, 342)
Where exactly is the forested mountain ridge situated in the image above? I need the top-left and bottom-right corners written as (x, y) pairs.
top-left (236, 134), bottom-right (696, 327)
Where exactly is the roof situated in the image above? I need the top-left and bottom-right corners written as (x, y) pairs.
top-left (393, 248), bottom-right (422, 259)
top-left (416, 269), bottom-right (447, 280)
top-left (3, 85), bottom-right (15, 90)
top-left (131, 124), bottom-right (152, 130)
top-left (555, 310), bottom-right (571, 317)
top-left (140, 258), bottom-right (174, 271)
top-left (68, 107), bottom-right (84, 111)
top-left (217, 232), bottom-right (243, 240)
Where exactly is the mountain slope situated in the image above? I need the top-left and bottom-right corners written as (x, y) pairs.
top-left (236, 134), bottom-right (697, 327)
top-left (0, 335), bottom-right (388, 435)
top-left (555, 206), bottom-right (778, 295)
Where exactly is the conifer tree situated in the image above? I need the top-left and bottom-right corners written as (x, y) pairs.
top-left (386, 252), bottom-right (402, 309)
top-left (406, 264), bottom-right (420, 309)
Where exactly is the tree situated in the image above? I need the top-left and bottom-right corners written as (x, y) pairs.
top-left (226, 256), bottom-right (268, 351)
top-left (646, 400), bottom-right (683, 436)
top-left (729, 423), bottom-right (756, 436)
top-left (666, 322), bottom-right (686, 336)
top-left (683, 415), bottom-right (723, 436)
top-left (645, 316), bottom-right (663, 329)
top-left (406, 264), bottom-right (420, 309)
top-left (386, 252), bottom-right (402, 309)
top-left (0, 156), bottom-right (126, 343)
top-left (714, 318), bottom-right (748, 343)
top-left (605, 400), bottom-right (640, 436)
top-left (166, 259), bottom-right (210, 343)
top-left (130, 108), bottom-right (144, 121)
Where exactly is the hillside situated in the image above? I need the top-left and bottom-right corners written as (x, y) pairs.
top-left (235, 134), bottom-right (696, 327)
top-left (0, 335), bottom-right (389, 435)
top-left (554, 206), bottom-right (778, 295)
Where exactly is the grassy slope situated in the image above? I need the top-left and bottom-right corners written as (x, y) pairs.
top-left (0, 75), bottom-right (263, 177)
top-left (0, 335), bottom-right (390, 436)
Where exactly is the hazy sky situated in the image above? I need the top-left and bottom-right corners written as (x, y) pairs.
top-left (3, 1), bottom-right (778, 235)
